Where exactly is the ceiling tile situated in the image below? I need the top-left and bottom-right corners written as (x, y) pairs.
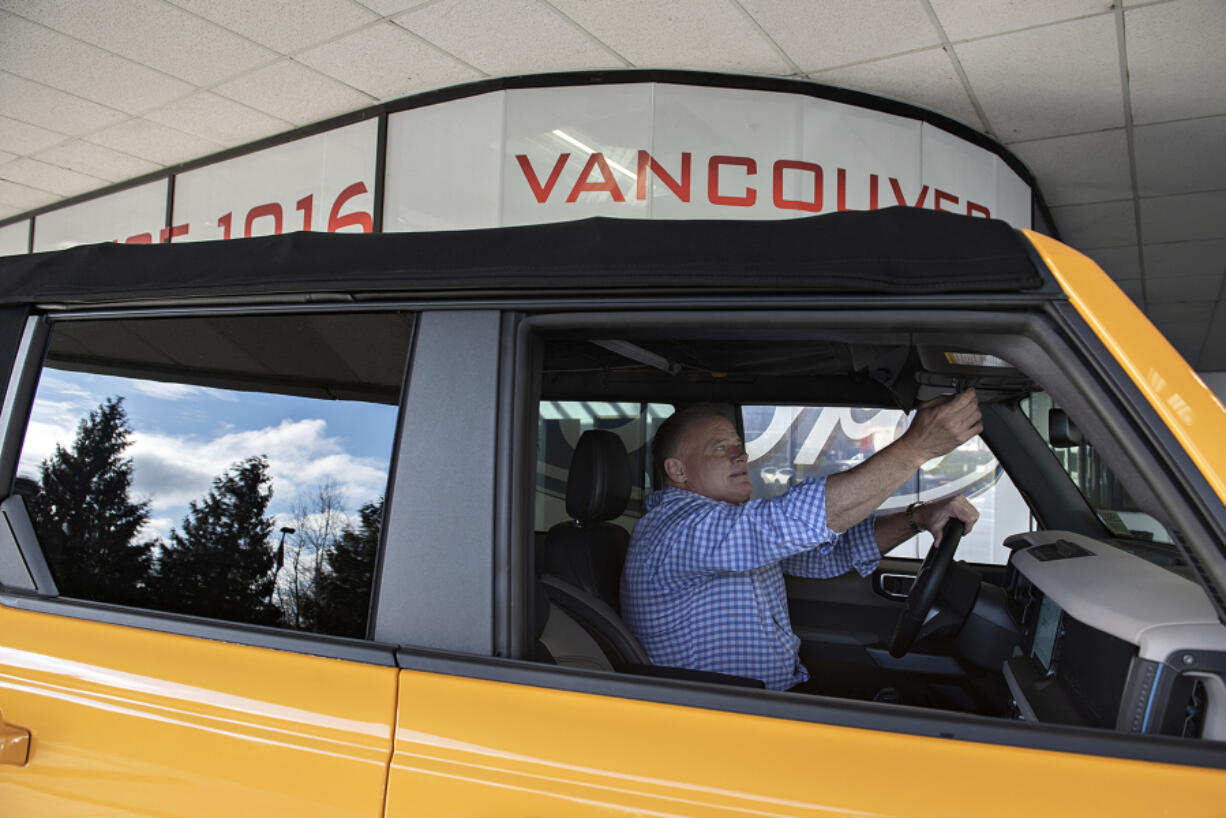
top-left (0, 11), bottom-right (193, 115)
top-left (811, 48), bottom-right (982, 130)
top-left (397, 0), bottom-right (621, 75)
top-left (0, 203), bottom-right (24, 220)
top-left (1133, 115), bottom-right (1226, 198)
top-left (1197, 348), bottom-right (1226, 372)
top-left (0, 178), bottom-right (59, 210)
top-left (212, 60), bottom-right (376, 126)
top-left (0, 149), bottom-right (15, 165)
top-left (1144, 274), bottom-right (1223, 305)
top-left (0, 115), bottom-right (66, 154)
top-left (296, 21), bottom-right (480, 101)
top-left (1207, 322), bottom-right (1226, 350)
top-left (929, 0), bottom-right (1111, 42)
top-left (168, 0), bottom-right (379, 54)
top-left (1139, 191), bottom-right (1226, 243)
top-left (1007, 128), bottom-right (1130, 206)
top-left (0, 157), bottom-right (109, 197)
top-left (549, 0), bottom-right (790, 73)
top-left (955, 15), bottom-right (1123, 141)
top-left (740, 0), bottom-right (939, 73)
top-left (1126, 0), bottom-right (1226, 124)
top-left (33, 139), bottom-right (162, 182)
top-left (1084, 244), bottom-right (1142, 281)
top-left (1144, 238), bottom-right (1226, 279)
top-left (0, 0), bottom-right (276, 86)
top-left (1050, 199), bottom-right (1137, 249)
top-left (1149, 301), bottom-right (1216, 323)
top-left (0, 71), bottom-right (127, 136)
top-left (145, 92), bottom-right (292, 147)
top-left (355, 0), bottom-right (433, 14)
top-left (86, 119), bottom-right (225, 167)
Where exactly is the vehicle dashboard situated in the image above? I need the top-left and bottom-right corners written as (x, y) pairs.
top-left (1002, 531), bottom-right (1226, 741)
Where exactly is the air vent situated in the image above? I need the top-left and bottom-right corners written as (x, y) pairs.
top-left (1028, 539), bottom-right (1094, 562)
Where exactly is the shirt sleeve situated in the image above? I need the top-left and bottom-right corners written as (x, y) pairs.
top-left (655, 477), bottom-right (861, 577)
top-left (779, 514), bottom-right (880, 578)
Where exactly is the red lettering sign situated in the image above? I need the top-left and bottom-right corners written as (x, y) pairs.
top-left (637, 151), bottom-right (691, 202)
top-left (708, 156), bottom-right (757, 207)
top-left (516, 154), bottom-right (570, 203)
top-left (772, 160), bottom-right (823, 213)
top-left (566, 154), bottom-right (625, 203)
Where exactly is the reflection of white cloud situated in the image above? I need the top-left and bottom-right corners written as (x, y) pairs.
top-left (126, 379), bottom-right (238, 402)
top-left (18, 372), bottom-right (392, 541)
top-left (17, 375), bottom-right (110, 478)
top-left (130, 418), bottom-right (389, 536)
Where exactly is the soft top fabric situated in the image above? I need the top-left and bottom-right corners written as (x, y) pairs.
top-left (0, 207), bottom-right (1043, 305)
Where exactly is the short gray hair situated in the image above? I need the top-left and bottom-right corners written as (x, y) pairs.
top-left (650, 403), bottom-right (735, 487)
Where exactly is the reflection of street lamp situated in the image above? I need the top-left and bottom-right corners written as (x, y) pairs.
top-left (271, 526), bottom-right (295, 600)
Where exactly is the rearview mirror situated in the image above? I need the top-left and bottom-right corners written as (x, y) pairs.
top-left (1048, 408), bottom-right (1083, 447)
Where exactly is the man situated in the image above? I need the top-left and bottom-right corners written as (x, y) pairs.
top-left (621, 392), bottom-right (981, 691)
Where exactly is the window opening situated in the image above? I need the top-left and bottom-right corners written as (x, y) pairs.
top-left (1021, 392), bottom-right (1172, 543)
top-left (743, 405), bottom-right (1032, 565)
top-left (14, 312), bottom-right (412, 638)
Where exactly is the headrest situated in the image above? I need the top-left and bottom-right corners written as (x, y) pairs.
top-left (566, 429), bottom-right (631, 523)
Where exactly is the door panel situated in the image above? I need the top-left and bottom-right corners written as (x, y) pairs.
top-left (0, 605), bottom-right (397, 816)
top-left (386, 669), bottom-right (1225, 817)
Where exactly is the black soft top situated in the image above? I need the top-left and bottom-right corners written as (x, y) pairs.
top-left (0, 207), bottom-right (1044, 306)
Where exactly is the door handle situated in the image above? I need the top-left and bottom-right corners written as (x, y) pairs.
top-left (878, 572), bottom-right (915, 600)
top-left (1, 721), bottom-right (30, 766)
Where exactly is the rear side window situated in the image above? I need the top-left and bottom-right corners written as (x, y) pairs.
top-left (15, 312), bottom-right (413, 638)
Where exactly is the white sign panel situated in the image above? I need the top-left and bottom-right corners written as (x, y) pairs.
top-left (384, 83), bottom-right (1032, 232)
top-left (33, 181), bottom-right (169, 252)
top-left (0, 220), bottom-right (28, 257)
top-left (173, 119), bottom-right (377, 243)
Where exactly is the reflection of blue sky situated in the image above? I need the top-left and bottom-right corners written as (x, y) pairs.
top-left (21, 369), bottom-right (398, 540)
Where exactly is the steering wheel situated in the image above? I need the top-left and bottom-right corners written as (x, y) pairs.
top-left (888, 517), bottom-right (965, 658)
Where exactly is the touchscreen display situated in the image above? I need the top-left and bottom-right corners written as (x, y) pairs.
top-left (1031, 594), bottom-right (1061, 673)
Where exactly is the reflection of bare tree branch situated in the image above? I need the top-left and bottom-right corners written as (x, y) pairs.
top-left (275, 478), bottom-right (346, 631)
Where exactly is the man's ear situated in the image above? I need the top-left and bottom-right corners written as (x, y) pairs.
top-left (663, 456), bottom-right (686, 484)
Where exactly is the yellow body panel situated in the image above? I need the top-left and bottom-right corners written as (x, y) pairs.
top-left (1025, 230), bottom-right (1226, 504)
top-left (388, 670), bottom-right (1226, 817)
top-left (0, 605), bottom-right (397, 817)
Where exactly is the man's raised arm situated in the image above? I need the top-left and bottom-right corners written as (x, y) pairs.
top-left (825, 389), bottom-right (983, 546)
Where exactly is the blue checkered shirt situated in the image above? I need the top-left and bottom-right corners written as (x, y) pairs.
top-left (621, 478), bottom-right (880, 691)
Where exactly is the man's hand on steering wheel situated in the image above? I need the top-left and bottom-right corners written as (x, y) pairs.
top-left (912, 494), bottom-right (980, 548)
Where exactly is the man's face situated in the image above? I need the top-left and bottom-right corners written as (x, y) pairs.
top-left (665, 415), bottom-right (752, 504)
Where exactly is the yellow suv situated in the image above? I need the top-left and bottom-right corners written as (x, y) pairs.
top-left (0, 207), bottom-right (1223, 815)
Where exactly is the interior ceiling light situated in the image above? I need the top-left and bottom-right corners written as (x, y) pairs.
top-left (591, 339), bottom-right (681, 375)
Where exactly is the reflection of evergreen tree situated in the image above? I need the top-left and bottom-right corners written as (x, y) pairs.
top-left (156, 456), bottom-right (280, 626)
top-left (315, 498), bottom-right (382, 638)
top-left (28, 397), bottom-right (153, 606)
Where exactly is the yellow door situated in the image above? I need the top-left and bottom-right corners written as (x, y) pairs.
top-left (385, 670), bottom-right (1225, 817)
top-left (0, 605), bottom-right (397, 816)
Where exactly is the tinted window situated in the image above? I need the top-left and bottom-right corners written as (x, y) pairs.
top-left (16, 312), bottom-right (412, 638)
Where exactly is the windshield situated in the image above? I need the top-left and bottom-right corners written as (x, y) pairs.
top-left (1022, 392), bottom-right (1173, 544)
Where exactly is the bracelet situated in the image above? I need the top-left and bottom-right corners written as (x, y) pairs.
top-left (906, 500), bottom-right (926, 534)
